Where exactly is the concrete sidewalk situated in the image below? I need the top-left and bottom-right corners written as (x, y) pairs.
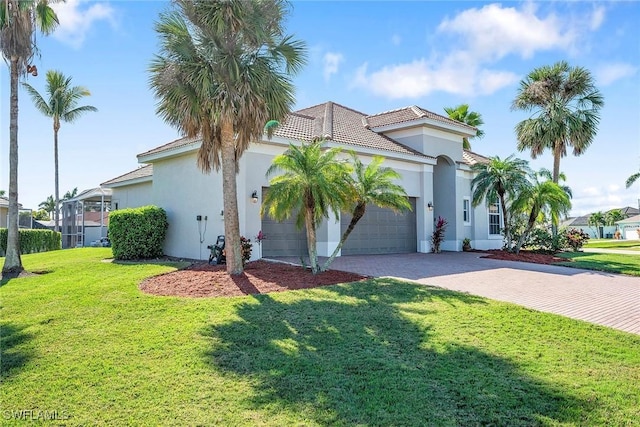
top-left (270, 252), bottom-right (640, 335)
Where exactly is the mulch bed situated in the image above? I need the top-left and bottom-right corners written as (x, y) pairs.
top-left (139, 260), bottom-right (368, 298)
top-left (481, 249), bottom-right (569, 265)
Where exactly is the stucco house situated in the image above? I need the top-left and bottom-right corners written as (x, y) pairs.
top-left (102, 101), bottom-right (504, 261)
top-left (561, 207), bottom-right (639, 239)
top-left (616, 214), bottom-right (640, 240)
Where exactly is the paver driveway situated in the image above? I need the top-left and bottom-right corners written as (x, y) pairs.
top-left (274, 252), bottom-right (640, 335)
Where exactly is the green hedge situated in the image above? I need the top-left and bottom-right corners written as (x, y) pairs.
top-left (109, 206), bottom-right (168, 260)
top-left (0, 228), bottom-right (61, 255)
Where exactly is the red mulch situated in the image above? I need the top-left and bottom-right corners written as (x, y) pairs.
top-left (482, 249), bottom-right (569, 265)
top-left (139, 260), bottom-right (368, 298)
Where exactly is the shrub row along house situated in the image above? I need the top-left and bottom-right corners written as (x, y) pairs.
top-left (101, 101), bottom-right (503, 261)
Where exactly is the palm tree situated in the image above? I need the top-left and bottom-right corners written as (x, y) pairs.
top-left (443, 104), bottom-right (485, 150)
top-left (471, 155), bottom-right (532, 251)
top-left (0, 190), bottom-right (5, 197)
top-left (262, 141), bottom-right (352, 274)
top-left (62, 187), bottom-right (78, 200)
top-left (626, 171), bottom-right (639, 189)
top-left (605, 209), bottom-right (624, 227)
top-left (535, 168), bottom-right (572, 225)
top-left (38, 195), bottom-right (55, 219)
top-left (149, 0), bottom-right (306, 275)
top-left (511, 178), bottom-right (572, 253)
top-left (22, 70), bottom-right (97, 232)
top-left (322, 154), bottom-right (411, 270)
top-left (512, 60), bottom-right (604, 184)
top-left (1, 0), bottom-right (58, 275)
top-left (588, 211), bottom-right (606, 239)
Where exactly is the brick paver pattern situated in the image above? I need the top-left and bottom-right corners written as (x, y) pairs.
top-left (272, 252), bottom-right (640, 335)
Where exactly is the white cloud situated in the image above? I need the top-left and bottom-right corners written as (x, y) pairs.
top-left (351, 56), bottom-right (518, 99)
top-left (51, 0), bottom-right (116, 49)
top-left (590, 6), bottom-right (606, 31)
top-left (323, 52), bottom-right (344, 82)
top-left (596, 63), bottom-right (638, 86)
top-left (437, 3), bottom-right (575, 61)
top-left (351, 3), bottom-right (602, 99)
top-left (570, 185), bottom-right (637, 216)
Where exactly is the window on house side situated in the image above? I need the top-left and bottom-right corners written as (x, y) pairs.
top-left (463, 198), bottom-right (470, 224)
top-left (488, 201), bottom-right (501, 235)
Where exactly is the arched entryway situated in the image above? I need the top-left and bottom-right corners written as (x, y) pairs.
top-left (433, 156), bottom-right (457, 250)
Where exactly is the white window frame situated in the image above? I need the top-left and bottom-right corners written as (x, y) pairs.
top-left (488, 200), bottom-right (502, 237)
top-left (463, 197), bottom-right (471, 225)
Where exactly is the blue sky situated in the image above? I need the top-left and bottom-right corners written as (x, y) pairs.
top-left (1, 0), bottom-right (639, 217)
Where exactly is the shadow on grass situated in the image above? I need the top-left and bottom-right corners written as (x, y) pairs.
top-left (202, 280), bottom-right (587, 425)
top-left (0, 322), bottom-right (34, 380)
top-left (110, 259), bottom-right (192, 270)
top-left (558, 252), bottom-right (640, 276)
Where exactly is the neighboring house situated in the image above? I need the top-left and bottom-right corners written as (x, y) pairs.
top-left (102, 101), bottom-right (504, 261)
top-left (616, 215), bottom-right (640, 240)
top-left (61, 187), bottom-right (112, 248)
top-left (561, 207), bottom-right (639, 239)
top-left (1, 196), bottom-right (29, 229)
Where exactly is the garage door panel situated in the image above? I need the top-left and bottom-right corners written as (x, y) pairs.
top-left (341, 198), bottom-right (417, 255)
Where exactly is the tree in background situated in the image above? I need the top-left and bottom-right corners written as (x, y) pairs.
top-left (38, 195), bottom-right (55, 219)
top-left (512, 61), bottom-right (604, 184)
top-left (23, 70), bottom-right (97, 232)
top-left (443, 104), bottom-right (484, 150)
top-left (63, 187), bottom-right (78, 201)
top-left (588, 211), bottom-right (606, 239)
top-left (149, 0), bottom-right (306, 275)
top-left (0, 190), bottom-right (5, 197)
top-left (625, 171), bottom-right (639, 189)
top-left (322, 154), bottom-right (411, 270)
top-left (605, 209), bottom-right (624, 228)
top-left (1, 0), bottom-right (59, 274)
top-left (470, 155), bottom-right (532, 251)
top-left (262, 142), bottom-right (352, 274)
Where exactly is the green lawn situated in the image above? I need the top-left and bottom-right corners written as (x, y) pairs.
top-left (585, 239), bottom-right (640, 251)
top-left (558, 251), bottom-right (640, 276)
top-left (1, 249), bottom-right (639, 425)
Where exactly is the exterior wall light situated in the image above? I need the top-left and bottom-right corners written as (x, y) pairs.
top-left (428, 202), bottom-right (434, 211)
top-left (251, 190), bottom-right (259, 204)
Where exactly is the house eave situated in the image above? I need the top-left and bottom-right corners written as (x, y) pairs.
top-left (370, 117), bottom-right (476, 137)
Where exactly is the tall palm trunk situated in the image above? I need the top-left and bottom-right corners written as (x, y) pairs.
top-left (322, 202), bottom-right (366, 271)
top-left (499, 194), bottom-right (511, 251)
top-left (53, 119), bottom-right (60, 232)
top-left (514, 207), bottom-right (539, 254)
top-left (551, 144), bottom-right (562, 236)
top-left (304, 205), bottom-right (319, 274)
top-left (220, 120), bottom-right (242, 275)
top-left (3, 57), bottom-right (23, 274)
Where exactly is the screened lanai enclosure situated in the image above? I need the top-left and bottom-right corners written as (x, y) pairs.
top-left (61, 188), bottom-right (112, 249)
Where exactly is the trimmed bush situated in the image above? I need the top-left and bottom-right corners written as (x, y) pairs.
top-left (109, 206), bottom-right (168, 260)
top-left (0, 228), bottom-right (61, 255)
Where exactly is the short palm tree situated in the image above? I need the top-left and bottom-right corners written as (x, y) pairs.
top-left (322, 154), bottom-right (411, 270)
top-left (512, 60), bottom-right (604, 185)
top-left (1, 0), bottom-right (58, 274)
top-left (588, 211), bottom-right (606, 239)
top-left (262, 141), bottom-right (352, 274)
top-left (443, 104), bottom-right (485, 150)
top-left (38, 195), bottom-right (55, 219)
top-left (511, 178), bottom-right (572, 253)
top-left (471, 155), bottom-right (532, 251)
top-left (149, 0), bottom-right (306, 275)
top-left (23, 70), bottom-right (97, 232)
top-left (626, 172), bottom-right (639, 189)
top-left (0, 190), bottom-right (5, 197)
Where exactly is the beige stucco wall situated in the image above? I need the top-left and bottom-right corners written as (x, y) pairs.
top-left (111, 181), bottom-right (153, 210)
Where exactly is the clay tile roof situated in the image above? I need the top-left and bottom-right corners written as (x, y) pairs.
top-left (101, 164), bottom-right (153, 186)
top-left (462, 150), bottom-right (491, 166)
top-left (137, 136), bottom-right (200, 158)
top-left (365, 105), bottom-right (477, 133)
top-left (291, 102), bottom-right (431, 158)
